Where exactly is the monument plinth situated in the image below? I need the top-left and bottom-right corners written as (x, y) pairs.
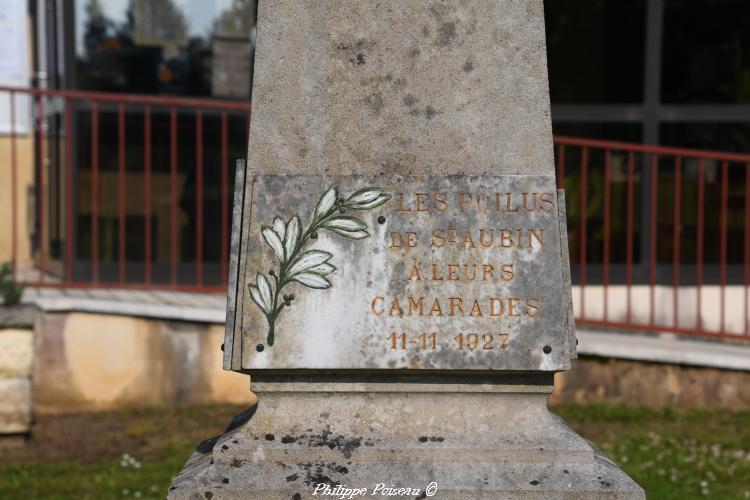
top-left (170, 1), bottom-right (643, 497)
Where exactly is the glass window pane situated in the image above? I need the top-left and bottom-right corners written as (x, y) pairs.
top-left (662, 0), bottom-right (750, 103)
top-left (74, 0), bottom-right (256, 98)
top-left (545, 0), bottom-right (646, 103)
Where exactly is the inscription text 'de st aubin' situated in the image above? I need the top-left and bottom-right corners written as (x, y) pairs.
top-left (239, 175), bottom-right (569, 371)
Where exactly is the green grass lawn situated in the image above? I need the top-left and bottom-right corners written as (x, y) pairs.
top-left (1, 404), bottom-right (749, 499)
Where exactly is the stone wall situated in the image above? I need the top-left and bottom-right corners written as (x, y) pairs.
top-left (0, 306), bottom-right (38, 433)
top-left (0, 309), bottom-right (747, 414)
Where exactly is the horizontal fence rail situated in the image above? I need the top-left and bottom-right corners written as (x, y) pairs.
top-left (555, 136), bottom-right (750, 342)
top-left (2, 86), bottom-right (750, 342)
top-left (2, 85), bottom-right (251, 292)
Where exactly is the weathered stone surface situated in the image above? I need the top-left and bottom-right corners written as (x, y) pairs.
top-left (0, 377), bottom-right (32, 434)
top-left (247, 0), bottom-right (553, 177)
top-left (0, 304), bottom-right (42, 329)
top-left (0, 328), bottom-right (33, 377)
top-left (168, 384), bottom-right (644, 499)
top-left (228, 175), bottom-right (573, 372)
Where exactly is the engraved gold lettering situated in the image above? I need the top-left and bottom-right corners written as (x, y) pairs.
top-left (479, 229), bottom-right (494, 248)
top-left (415, 193), bottom-right (429, 212)
top-left (371, 296), bottom-right (385, 315)
top-left (390, 298), bottom-right (404, 317)
top-left (459, 193), bottom-right (472, 213)
top-left (499, 230), bottom-right (513, 248)
top-left (447, 264), bottom-right (460, 281)
top-left (526, 298), bottom-right (541, 317)
top-left (540, 192), bottom-right (555, 212)
top-left (508, 297), bottom-right (521, 317)
top-left (408, 296), bottom-right (425, 316)
top-left (482, 264), bottom-right (495, 281)
top-left (489, 298), bottom-right (504, 317)
top-left (431, 263), bottom-right (444, 281)
top-left (449, 297), bottom-right (464, 316)
top-left (476, 193), bottom-right (490, 213)
top-left (501, 263), bottom-right (514, 281)
top-left (434, 192), bottom-right (449, 212)
top-left (397, 192), bottom-right (411, 212)
top-left (407, 263), bottom-right (422, 281)
top-left (431, 229), bottom-right (446, 248)
top-left (470, 300), bottom-right (483, 317)
top-left (429, 298), bottom-right (443, 316)
top-left (529, 229), bottom-right (544, 248)
top-left (462, 264), bottom-right (477, 281)
top-left (462, 231), bottom-right (476, 248)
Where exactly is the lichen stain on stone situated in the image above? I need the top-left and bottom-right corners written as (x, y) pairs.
top-left (230, 458), bottom-right (244, 468)
top-left (286, 473), bottom-right (299, 482)
top-left (436, 22), bottom-right (457, 46)
top-left (463, 60), bottom-right (474, 72)
top-left (403, 94), bottom-right (418, 107)
top-left (365, 93), bottom-right (384, 115)
top-left (424, 106), bottom-right (437, 120)
top-left (409, 48), bottom-right (421, 58)
top-left (350, 53), bottom-right (366, 67)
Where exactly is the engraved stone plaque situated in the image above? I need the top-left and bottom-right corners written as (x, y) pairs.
top-left (224, 173), bottom-right (575, 372)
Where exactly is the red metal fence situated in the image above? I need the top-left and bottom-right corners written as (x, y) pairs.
top-left (2, 86), bottom-right (750, 341)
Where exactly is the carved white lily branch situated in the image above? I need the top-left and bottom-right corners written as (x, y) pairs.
top-left (248, 186), bottom-right (391, 346)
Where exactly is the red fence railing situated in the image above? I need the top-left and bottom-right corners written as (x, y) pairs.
top-left (2, 85), bottom-right (251, 292)
top-left (2, 86), bottom-right (750, 341)
top-left (556, 136), bottom-right (750, 341)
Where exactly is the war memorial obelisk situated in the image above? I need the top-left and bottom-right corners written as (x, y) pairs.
top-left (169, 1), bottom-right (644, 497)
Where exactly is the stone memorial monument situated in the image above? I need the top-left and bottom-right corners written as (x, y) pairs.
top-left (170, 1), bottom-right (644, 498)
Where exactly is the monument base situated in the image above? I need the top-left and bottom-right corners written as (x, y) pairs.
top-left (168, 375), bottom-right (644, 499)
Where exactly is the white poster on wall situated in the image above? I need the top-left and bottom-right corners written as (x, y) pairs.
top-left (0, 0), bottom-right (31, 135)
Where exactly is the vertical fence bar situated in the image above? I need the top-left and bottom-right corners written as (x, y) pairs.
top-left (625, 151), bottom-right (635, 323)
top-left (170, 106), bottom-right (178, 286)
top-left (720, 160), bottom-right (728, 334)
top-left (36, 94), bottom-right (46, 282)
top-left (556, 143), bottom-right (565, 189)
top-left (220, 112), bottom-right (229, 286)
top-left (144, 105), bottom-right (152, 285)
top-left (672, 156), bottom-right (682, 328)
top-left (65, 98), bottom-right (74, 284)
top-left (195, 109), bottom-right (204, 286)
top-left (579, 147), bottom-right (589, 318)
top-left (91, 101), bottom-right (99, 284)
top-left (9, 91), bottom-right (18, 280)
top-left (603, 149), bottom-right (611, 321)
top-left (696, 159), bottom-right (705, 332)
top-left (649, 155), bottom-right (659, 326)
top-left (745, 162), bottom-right (750, 336)
top-left (118, 102), bottom-right (126, 285)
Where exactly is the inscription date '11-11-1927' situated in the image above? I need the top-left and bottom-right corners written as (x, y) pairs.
top-left (371, 190), bottom-right (556, 354)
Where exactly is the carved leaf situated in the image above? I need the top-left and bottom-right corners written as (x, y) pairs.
top-left (248, 284), bottom-right (268, 314)
top-left (288, 250), bottom-right (333, 276)
top-left (256, 272), bottom-right (273, 312)
top-left (326, 228), bottom-right (370, 240)
top-left (261, 226), bottom-right (285, 262)
top-left (352, 193), bottom-right (391, 210)
top-left (292, 272), bottom-right (331, 289)
top-left (285, 216), bottom-right (301, 258)
top-left (347, 187), bottom-right (383, 206)
top-left (272, 217), bottom-right (286, 241)
top-left (307, 262), bottom-right (336, 276)
top-left (315, 186), bottom-right (338, 218)
top-left (322, 216), bottom-right (367, 232)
